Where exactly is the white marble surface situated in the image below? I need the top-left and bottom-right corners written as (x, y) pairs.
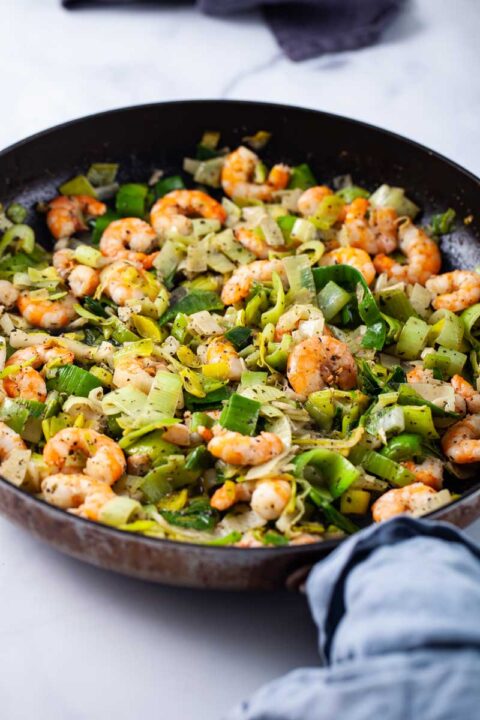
top-left (1, 1), bottom-right (480, 718)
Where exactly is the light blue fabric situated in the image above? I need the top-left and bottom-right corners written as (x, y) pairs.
top-left (227, 517), bottom-right (480, 720)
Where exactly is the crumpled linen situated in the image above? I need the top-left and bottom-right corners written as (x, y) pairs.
top-left (62, 0), bottom-right (406, 61)
top-left (227, 517), bottom-right (480, 720)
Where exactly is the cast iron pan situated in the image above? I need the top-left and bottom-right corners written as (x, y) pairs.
top-left (0, 100), bottom-right (479, 591)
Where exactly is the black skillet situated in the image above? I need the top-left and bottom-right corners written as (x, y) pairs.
top-left (0, 100), bottom-right (479, 591)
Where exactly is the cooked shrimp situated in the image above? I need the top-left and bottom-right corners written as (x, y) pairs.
top-left (41, 473), bottom-right (115, 521)
top-left (113, 355), bottom-right (167, 394)
top-left (221, 259), bottom-right (286, 305)
top-left (52, 248), bottom-right (77, 279)
top-left (100, 260), bottom-right (160, 306)
top-left (0, 421), bottom-right (27, 459)
top-left (3, 367), bottom-right (46, 403)
top-left (250, 478), bottom-right (291, 520)
top-left (4, 343), bottom-right (74, 402)
top-left (100, 218), bottom-right (158, 267)
top-left (221, 146), bottom-right (290, 201)
top-left (373, 220), bottom-right (441, 285)
top-left (150, 190), bottom-right (227, 238)
top-left (287, 335), bottom-right (357, 396)
top-left (207, 427), bottom-right (284, 466)
top-left (234, 226), bottom-right (283, 259)
top-left (47, 195), bottom-right (106, 240)
top-left (43, 427), bottom-right (126, 485)
top-left (407, 366), bottom-right (435, 384)
top-left (161, 424), bottom-right (191, 447)
top-left (372, 482), bottom-right (436, 522)
top-left (425, 270), bottom-right (480, 312)
top-left (451, 375), bottom-right (480, 413)
top-left (206, 337), bottom-right (244, 381)
top-left (340, 200), bottom-right (398, 255)
top-left (17, 291), bottom-right (77, 329)
top-left (68, 265), bottom-right (100, 298)
top-left (345, 197), bottom-right (370, 221)
top-left (297, 186), bottom-right (333, 217)
top-left (441, 414), bottom-right (480, 463)
top-left (210, 479), bottom-right (254, 511)
top-left (403, 457), bottom-right (443, 490)
top-left (53, 249), bottom-right (100, 298)
top-left (320, 247), bottom-right (376, 285)
top-left (0, 280), bottom-right (19, 308)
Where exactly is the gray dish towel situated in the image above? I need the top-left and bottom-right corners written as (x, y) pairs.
top-left (62, 0), bottom-right (406, 61)
top-left (227, 516), bottom-right (480, 720)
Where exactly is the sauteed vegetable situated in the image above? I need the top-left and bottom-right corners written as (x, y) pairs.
top-left (0, 131), bottom-right (476, 547)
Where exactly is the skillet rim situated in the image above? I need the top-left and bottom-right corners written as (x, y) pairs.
top-left (1, 98), bottom-right (479, 189)
top-left (0, 98), bottom-right (479, 558)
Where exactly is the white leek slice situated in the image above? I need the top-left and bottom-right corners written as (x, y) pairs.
top-left (0, 449), bottom-right (31, 487)
top-left (259, 215), bottom-right (285, 247)
top-left (188, 311), bottom-right (224, 337)
top-left (369, 184), bottom-right (419, 218)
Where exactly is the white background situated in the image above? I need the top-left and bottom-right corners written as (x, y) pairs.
top-left (1, 1), bottom-right (479, 718)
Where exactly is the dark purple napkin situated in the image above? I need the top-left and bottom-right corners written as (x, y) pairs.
top-left (62, 0), bottom-right (406, 62)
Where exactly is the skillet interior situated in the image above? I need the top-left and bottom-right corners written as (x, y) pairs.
top-left (0, 99), bottom-right (479, 590)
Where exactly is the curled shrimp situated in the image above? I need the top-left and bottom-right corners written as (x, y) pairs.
top-left (441, 414), bottom-right (480, 464)
top-left (47, 195), bottom-right (106, 240)
top-left (373, 220), bottom-right (441, 285)
top-left (221, 146), bottom-right (290, 201)
top-left (251, 478), bottom-right (291, 520)
top-left (113, 355), bottom-right (167, 394)
top-left (54, 250), bottom-right (100, 297)
top-left (43, 427), bottom-right (126, 485)
top-left (161, 424), bottom-right (191, 447)
top-left (4, 342), bottom-right (74, 402)
top-left (207, 427), bottom-right (284, 466)
top-left (234, 226), bottom-right (283, 259)
top-left (100, 218), bottom-right (158, 267)
top-left (287, 335), bottom-right (357, 396)
top-left (17, 291), bottom-right (77, 329)
top-left (52, 248), bottom-right (76, 279)
top-left (406, 366), bottom-right (435, 384)
top-left (53, 249), bottom-right (100, 298)
top-left (320, 247), bottom-right (376, 285)
top-left (205, 337), bottom-right (244, 381)
top-left (221, 259), bottom-right (286, 305)
top-left (100, 260), bottom-right (160, 306)
top-left (0, 280), bottom-right (19, 308)
top-left (41, 473), bottom-right (116, 521)
top-left (3, 367), bottom-right (46, 403)
top-left (402, 457), bottom-right (443, 490)
top-left (340, 199), bottom-right (398, 255)
top-left (210, 477), bottom-right (291, 521)
top-left (426, 270), bottom-right (480, 312)
top-left (150, 190), bottom-right (227, 238)
top-left (372, 482), bottom-right (436, 522)
top-left (297, 186), bottom-right (333, 217)
top-left (68, 265), bottom-right (100, 298)
top-left (451, 375), bottom-right (480, 414)
top-left (210, 479), bottom-right (254, 511)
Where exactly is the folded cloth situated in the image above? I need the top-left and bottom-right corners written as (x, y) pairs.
top-left (62, 0), bottom-right (406, 61)
top-left (227, 517), bottom-right (480, 720)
